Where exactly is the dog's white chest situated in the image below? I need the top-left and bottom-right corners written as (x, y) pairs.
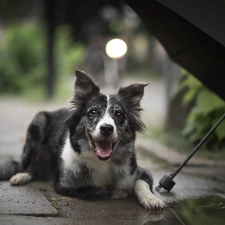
top-left (61, 135), bottom-right (135, 190)
top-left (88, 161), bottom-right (112, 187)
top-left (61, 136), bottom-right (112, 186)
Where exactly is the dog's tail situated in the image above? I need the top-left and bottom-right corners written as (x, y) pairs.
top-left (0, 160), bottom-right (22, 180)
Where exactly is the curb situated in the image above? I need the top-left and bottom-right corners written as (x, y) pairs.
top-left (136, 138), bottom-right (225, 167)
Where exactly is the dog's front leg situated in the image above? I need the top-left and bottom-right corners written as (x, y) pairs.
top-left (135, 179), bottom-right (165, 210)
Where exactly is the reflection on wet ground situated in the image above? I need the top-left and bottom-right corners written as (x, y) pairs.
top-left (149, 195), bottom-right (225, 225)
top-left (1, 180), bottom-right (225, 225)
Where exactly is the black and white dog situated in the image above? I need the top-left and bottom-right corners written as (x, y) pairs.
top-left (0, 70), bottom-right (165, 209)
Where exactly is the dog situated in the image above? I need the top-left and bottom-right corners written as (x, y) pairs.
top-left (0, 70), bottom-right (165, 210)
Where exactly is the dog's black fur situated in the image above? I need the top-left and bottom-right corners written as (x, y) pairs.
top-left (0, 70), bottom-right (165, 209)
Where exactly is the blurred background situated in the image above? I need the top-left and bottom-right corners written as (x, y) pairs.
top-left (0, 0), bottom-right (225, 161)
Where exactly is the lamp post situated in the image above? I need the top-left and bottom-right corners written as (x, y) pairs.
top-left (104, 38), bottom-right (127, 88)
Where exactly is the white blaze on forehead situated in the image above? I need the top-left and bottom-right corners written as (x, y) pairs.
top-left (92, 95), bottom-right (118, 141)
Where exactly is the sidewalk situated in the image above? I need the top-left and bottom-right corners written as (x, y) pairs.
top-left (137, 138), bottom-right (225, 183)
top-left (1, 97), bottom-right (225, 224)
top-left (1, 153), bottom-right (225, 224)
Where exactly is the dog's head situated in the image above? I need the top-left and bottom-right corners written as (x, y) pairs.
top-left (66, 70), bottom-right (148, 161)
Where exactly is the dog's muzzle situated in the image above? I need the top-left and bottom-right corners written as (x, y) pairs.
top-left (88, 133), bottom-right (117, 161)
top-left (94, 140), bottom-right (116, 161)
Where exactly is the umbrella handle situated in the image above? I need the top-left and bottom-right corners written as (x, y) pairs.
top-left (156, 112), bottom-right (225, 192)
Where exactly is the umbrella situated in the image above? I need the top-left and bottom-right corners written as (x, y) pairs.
top-left (126, 0), bottom-right (225, 192)
top-left (126, 0), bottom-right (225, 101)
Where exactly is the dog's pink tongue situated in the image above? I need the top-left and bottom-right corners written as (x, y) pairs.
top-left (95, 141), bottom-right (112, 160)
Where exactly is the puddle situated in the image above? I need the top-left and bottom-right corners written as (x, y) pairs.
top-left (147, 195), bottom-right (225, 225)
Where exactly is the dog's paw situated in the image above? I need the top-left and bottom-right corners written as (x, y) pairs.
top-left (10, 173), bottom-right (32, 185)
top-left (111, 190), bottom-right (128, 199)
top-left (138, 192), bottom-right (165, 210)
top-left (135, 179), bottom-right (165, 210)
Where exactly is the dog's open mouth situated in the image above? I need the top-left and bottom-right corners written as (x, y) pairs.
top-left (89, 135), bottom-right (116, 161)
top-left (94, 141), bottom-right (115, 161)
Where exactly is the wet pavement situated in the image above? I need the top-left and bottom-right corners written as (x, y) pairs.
top-left (0, 95), bottom-right (225, 224)
top-left (0, 179), bottom-right (224, 225)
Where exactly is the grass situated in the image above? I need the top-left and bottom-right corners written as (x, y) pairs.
top-left (38, 186), bottom-right (62, 211)
top-left (39, 187), bottom-right (48, 192)
top-left (49, 198), bottom-right (62, 210)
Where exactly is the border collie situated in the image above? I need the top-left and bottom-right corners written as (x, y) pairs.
top-left (0, 70), bottom-right (165, 209)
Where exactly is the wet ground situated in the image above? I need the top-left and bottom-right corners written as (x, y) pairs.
top-left (1, 179), bottom-right (224, 225)
top-left (0, 82), bottom-right (225, 224)
top-left (1, 155), bottom-right (225, 225)
top-left (167, 195), bottom-right (225, 225)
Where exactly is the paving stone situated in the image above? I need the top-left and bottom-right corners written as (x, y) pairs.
top-left (56, 197), bottom-right (165, 220)
top-left (43, 184), bottom-right (166, 221)
top-left (0, 182), bottom-right (58, 216)
top-left (30, 182), bottom-right (172, 224)
top-left (0, 215), bottom-right (172, 225)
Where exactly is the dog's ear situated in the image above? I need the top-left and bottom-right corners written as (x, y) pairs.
top-left (117, 83), bottom-right (148, 133)
top-left (117, 83), bottom-right (149, 106)
top-left (74, 70), bottom-right (100, 100)
top-left (66, 70), bottom-right (99, 128)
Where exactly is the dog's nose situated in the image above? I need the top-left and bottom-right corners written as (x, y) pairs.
top-left (100, 124), bottom-right (114, 136)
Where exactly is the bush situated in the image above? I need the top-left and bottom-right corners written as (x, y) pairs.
top-left (0, 23), bottom-right (45, 93)
top-left (0, 22), bottom-right (85, 96)
top-left (55, 25), bottom-right (85, 77)
top-left (179, 71), bottom-right (225, 149)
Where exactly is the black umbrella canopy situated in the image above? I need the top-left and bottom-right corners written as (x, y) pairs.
top-left (126, 0), bottom-right (225, 101)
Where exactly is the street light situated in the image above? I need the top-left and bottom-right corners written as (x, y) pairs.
top-left (105, 38), bottom-right (127, 59)
top-left (104, 38), bottom-right (127, 89)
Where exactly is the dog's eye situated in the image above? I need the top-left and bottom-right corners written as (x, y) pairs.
top-left (88, 109), bottom-right (98, 117)
top-left (115, 111), bottom-right (124, 119)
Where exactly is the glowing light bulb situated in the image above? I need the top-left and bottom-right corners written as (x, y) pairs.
top-left (105, 39), bottom-right (127, 58)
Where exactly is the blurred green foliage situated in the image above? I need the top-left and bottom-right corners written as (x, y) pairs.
top-left (0, 22), bottom-right (85, 96)
top-left (55, 25), bottom-right (85, 78)
top-left (0, 23), bottom-right (45, 93)
top-left (179, 70), bottom-right (225, 149)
